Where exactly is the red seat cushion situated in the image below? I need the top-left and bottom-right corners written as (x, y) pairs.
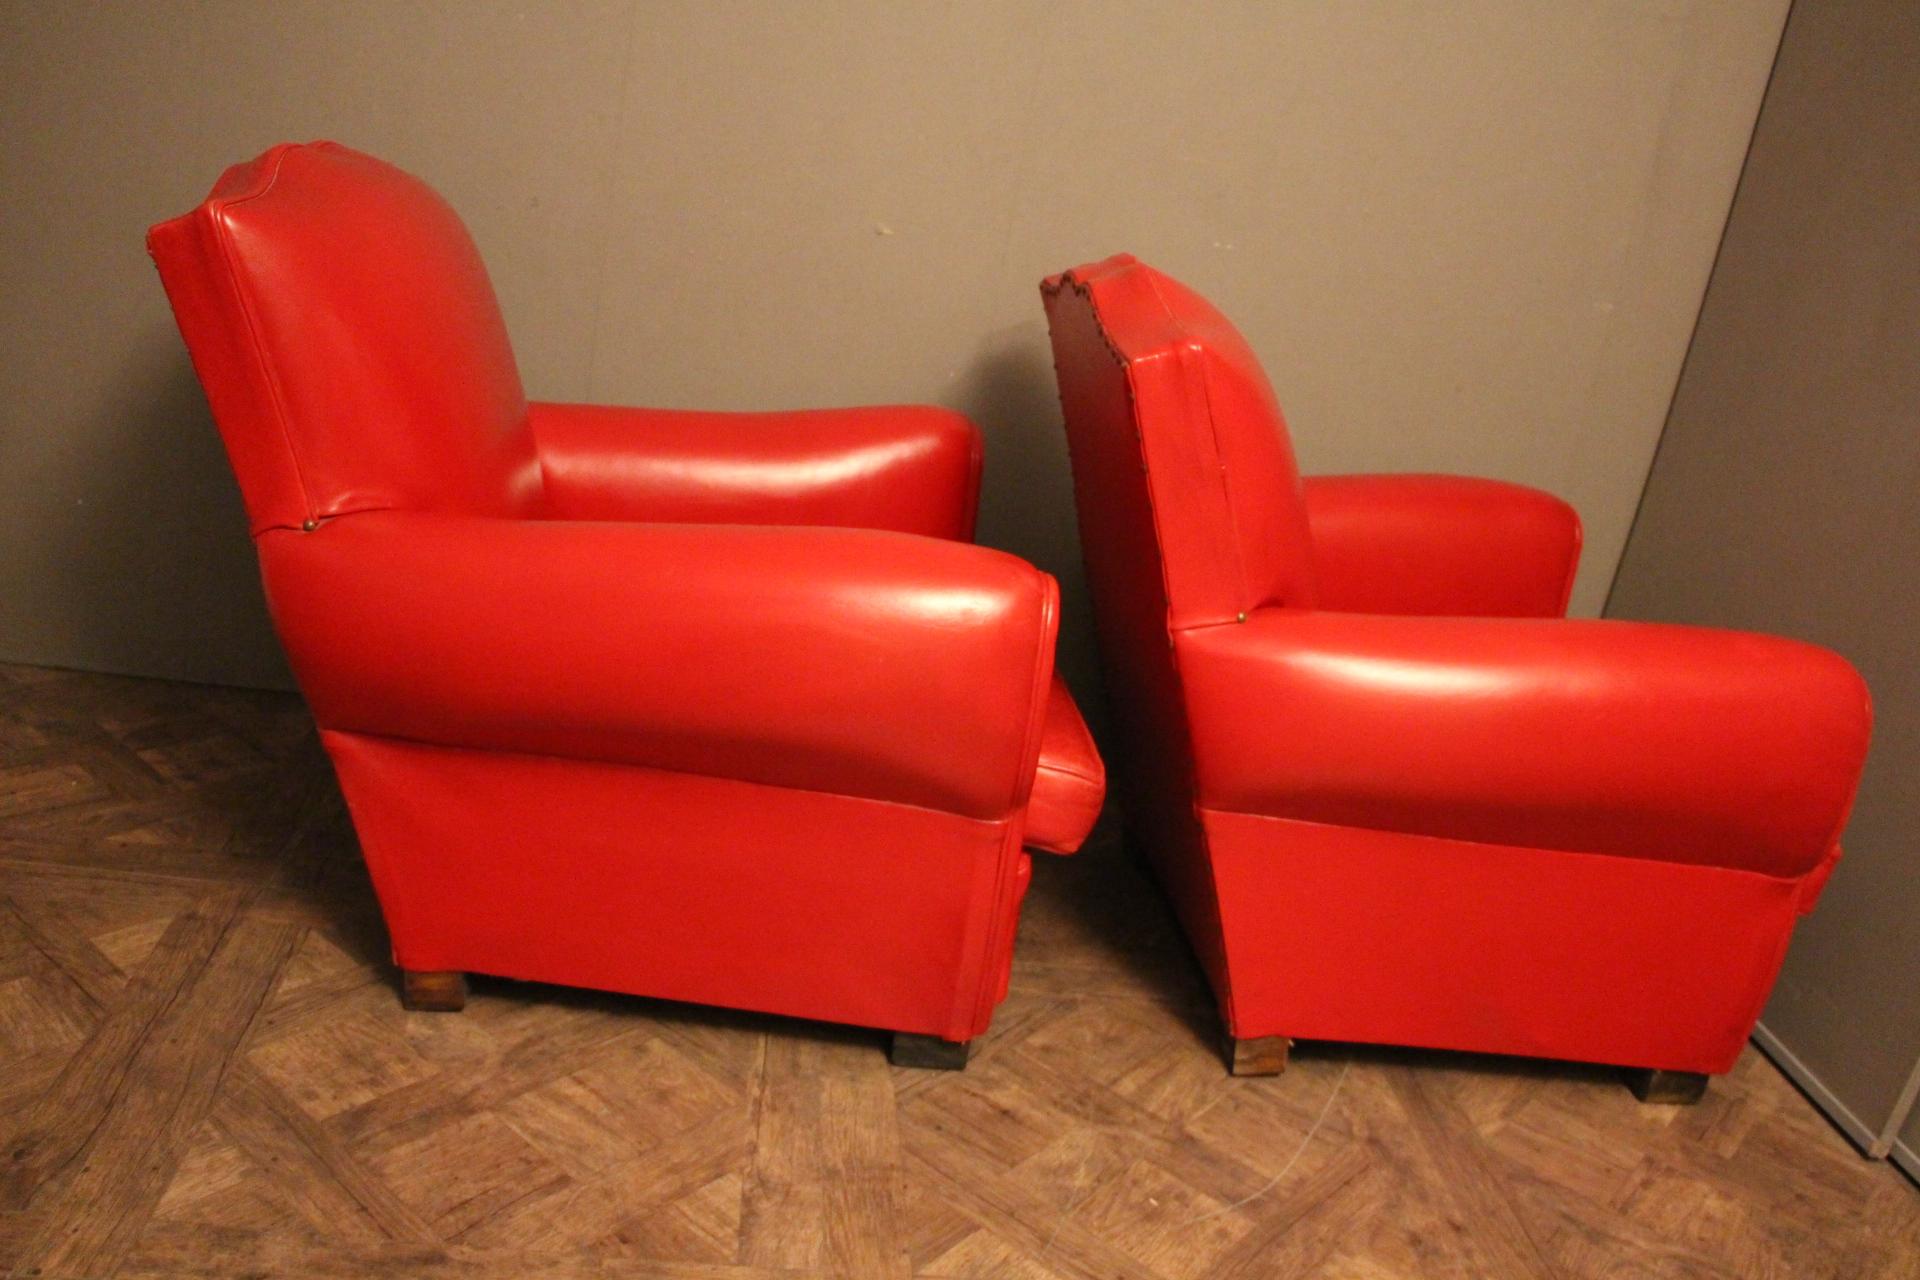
top-left (1024, 676), bottom-right (1104, 854)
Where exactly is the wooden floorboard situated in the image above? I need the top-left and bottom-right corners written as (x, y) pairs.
top-left (0, 659), bottom-right (1912, 1278)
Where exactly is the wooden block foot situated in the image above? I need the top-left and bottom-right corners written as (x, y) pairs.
top-left (1623, 1067), bottom-right (1709, 1104)
top-left (890, 1032), bottom-right (971, 1070)
top-left (400, 969), bottom-right (467, 1012)
top-left (1226, 1034), bottom-right (1291, 1077)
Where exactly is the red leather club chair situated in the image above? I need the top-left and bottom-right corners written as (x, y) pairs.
top-left (1042, 254), bottom-right (1871, 1098)
top-left (146, 141), bottom-right (1105, 1069)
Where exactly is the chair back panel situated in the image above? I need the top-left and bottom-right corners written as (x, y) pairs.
top-left (1042, 261), bottom-right (1200, 870)
top-left (1044, 256), bottom-right (1314, 634)
top-left (148, 142), bottom-right (541, 533)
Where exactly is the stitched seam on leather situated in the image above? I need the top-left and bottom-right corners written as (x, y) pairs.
top-left (209, 145), bottom-right (318, 533)
top-left (1717, 880), bottom-right (1804, 1070)
top-left (1005, 575), bottom-right (1061, 812)
top-left (959, 825), bottom-right (1030, 1037)
top-left (950, 571), bottom-right (1060, 1033)
top-left (963, 571), bottom-right (1063, 1031)
top-left (1814, 681), bottom-right (1873, 856)
top-left (1796, 841), bottom-right (1842, 914)
top-left (1557, 505), bottom-right (1583, 614)
top-left (527, 403), bottom-right (562, 512)
top-left (1034, 760), bottom-right (1102, 786)
top-left (1140, 269), bottom-right (1255, 618)
top-left (276, 498), bottom-right (392, 525)
top-left (1195, 804), bottom-right (1823, 886)
top-left (1174, 638), bottom-right (1242, 1031)
top-left (304, 719), bottom-right (1019, 829)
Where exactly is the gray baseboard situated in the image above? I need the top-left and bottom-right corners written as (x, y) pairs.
top-left (1751, 1020), bottom-right (1886, 1158)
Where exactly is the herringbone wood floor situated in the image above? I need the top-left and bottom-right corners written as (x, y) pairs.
top-left (0, 661), bottom-right (1913, 1279)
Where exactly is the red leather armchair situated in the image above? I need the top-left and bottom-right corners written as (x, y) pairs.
top-left (146, 141), bottom-right (1104, 1067)
top-left (1043, 255), bottom-right (1870, 1095)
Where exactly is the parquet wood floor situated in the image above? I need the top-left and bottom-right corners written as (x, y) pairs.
top-left (0, 660), bottom-right (1912, 1278)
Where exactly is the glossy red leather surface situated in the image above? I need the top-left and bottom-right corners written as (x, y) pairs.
top-left (146, 142), bottom-right (541, 533)
top-left (1025, 675), bottom-right (1106, 854)
top-left (1042, 254), bottom-right (1317, 629)
top-left (532, 401), bottom-right (983, 539)
top-left (325, 731), bottom-right (1021, 1041)
top-left (1045, 254), bottom-right (1871, 1073)
top-left (1303, 474), bottom-right (1580, 616)
top-left (261, 512), bottom-right (1059, 820)
top-left (148, 141), bottom-right (1102, 1046)
top-left (1178, 610), bottom-right (1868, 877)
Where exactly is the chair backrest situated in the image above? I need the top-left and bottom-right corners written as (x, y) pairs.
top-left (1042, 255), bottom-right (1315, 635)
top-left (1042, 255), bottom-right (1316, 883)
top-left (148, 142), bottom-right (542, 534)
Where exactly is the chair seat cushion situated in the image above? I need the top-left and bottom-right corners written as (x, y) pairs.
top-left (1024, 676), bottom-right (1105, 854)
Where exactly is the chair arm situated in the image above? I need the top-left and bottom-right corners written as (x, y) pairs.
top-left (530, 401), bottom-right (983, 538)
top-left (259, 511), bottom-right (1058, 820)
top-left (1302, 474), bottom-right (1581, 616)
top-left (1175, 609), bottom-right (1870, 876)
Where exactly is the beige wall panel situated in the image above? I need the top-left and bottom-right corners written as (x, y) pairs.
top-left (1608, 0), bottom-right (1920, 1143)
top-left (0, 0), bottom-right (1785, 693)
top-left (0, 1), bottom-right (635, 686)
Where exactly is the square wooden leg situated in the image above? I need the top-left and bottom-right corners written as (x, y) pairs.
top-left (890, 1032), bottom-right (971, 1070)
top-left (1226, 1034), bottom-right (1291, 1077)
top-left (1623, 1067), bottom-right (1709, 1104)
top-left (400, 969), bottom-right (467, 1012)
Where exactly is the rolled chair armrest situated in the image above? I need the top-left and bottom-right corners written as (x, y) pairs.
top-left (260, 510), bottom-right (1059, 820)
top-left (1303, 473), bottom-right (1582, 617)
top-left (531, 401), bottom-right (983, 538)
top-left (1175, 608), bottom-right (1871, 876)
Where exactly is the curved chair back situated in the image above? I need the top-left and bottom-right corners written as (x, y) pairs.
top-left (147, 142), bottom-right (542, 534)
top-left (1042, 255), bottom-right (1315, 878)
top-left (1042, 255), bottom-right (1316, 632)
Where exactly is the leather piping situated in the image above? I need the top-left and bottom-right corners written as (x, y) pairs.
top-left (205, 144), bottom-right (317, 533)
top-left (1053, 261), bottom-right (1244, 1030)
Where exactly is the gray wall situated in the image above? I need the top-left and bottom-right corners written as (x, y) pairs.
top-left (1608, 0), bottom-right (1920, 1156)
top-left (0, 0), bottom-right (1786, 692)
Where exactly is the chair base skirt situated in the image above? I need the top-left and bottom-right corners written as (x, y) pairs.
top-left (1184, 809), bottom-right (1812, 1077)
top-left (327, 729), bottom-right (1024, 1048)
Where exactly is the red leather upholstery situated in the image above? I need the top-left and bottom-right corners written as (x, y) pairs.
top-left (1303, 474), bottom-right (1580, 616)
top-left (145, 143), bottom-right (541, 532)
top-left (147, 141), bottom-right (1102, 1049)
top-left (1179, 611), bottom-right (1866, 877)
top-left (531, 401), bottom-right (982, 538)
top-left (1024, 676), bottom-right (1106, 855)
top-left (1044, 254), bottom-right (1871, 1075)
top-left (260, 514), bottom-right (1056, 819)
